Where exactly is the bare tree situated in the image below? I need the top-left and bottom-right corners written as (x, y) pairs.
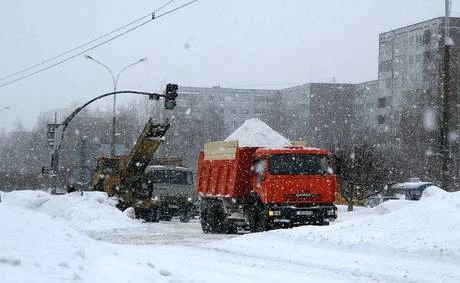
top-left (333, 142), bottom-right (391, 211)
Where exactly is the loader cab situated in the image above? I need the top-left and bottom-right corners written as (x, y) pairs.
top-left (96, 157), bottom-right (121, 176)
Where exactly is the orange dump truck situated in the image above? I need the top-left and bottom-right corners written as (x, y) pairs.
top-left (195, 141), bottom-right (338, 233)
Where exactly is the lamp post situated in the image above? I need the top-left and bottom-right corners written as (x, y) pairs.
top-left (84, 55), bottom-right (147, 157)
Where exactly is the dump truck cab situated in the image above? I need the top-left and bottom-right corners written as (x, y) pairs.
top-left (249, 147), bottom-right (338, 227)
top-left (252, 147), bottom-right (337, 204)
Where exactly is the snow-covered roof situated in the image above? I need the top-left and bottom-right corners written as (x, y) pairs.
top-left (391, 181), bottom-right (436, 190)
top-left (224, 118), bottom-right (291, 147)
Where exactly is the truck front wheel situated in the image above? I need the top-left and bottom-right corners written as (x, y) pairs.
top-left (146, 208), bottom-right (160, 222)
top-left (248, 206), bottom-right (268, 232)
top-left (179, 211), bottom-right (191, 223)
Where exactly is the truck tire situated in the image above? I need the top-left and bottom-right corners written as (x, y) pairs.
top-left (146, 208), bottom-right (160, 222)
top-left (247, 195), bottom-right (268, 232)
top-left (200, 207), bottom-right (212, 233)
top-left (200, 199), bottom-right (227, 233)
top-left (248, 207), bottom-right (267, 232)
top-left (179, 211), bottom-right (191, 223)
top-left (161, 215), bottom-right (173, 221)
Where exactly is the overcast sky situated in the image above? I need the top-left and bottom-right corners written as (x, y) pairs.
top-left (0, 0), bottom-right (456, 131)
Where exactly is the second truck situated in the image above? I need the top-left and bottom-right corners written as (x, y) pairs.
top-left (143, 157), bottom-right (195, 222)
top-left (195, 141), bottom-right (338, 233)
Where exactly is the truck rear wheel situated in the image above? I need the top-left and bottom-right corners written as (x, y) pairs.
top-left (200, 199), bottom-right (228, 233)
top-left (200, 209), bottom-right (211, 233)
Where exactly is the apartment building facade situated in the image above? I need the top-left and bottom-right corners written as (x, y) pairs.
top-left (155, 17), bottom-right (458, 188)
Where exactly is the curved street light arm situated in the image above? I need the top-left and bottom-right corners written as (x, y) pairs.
top-left (60, 90), bottom-right (162, 134)
top-left (115, 58), bottom-right (147, 89)
top-left (84, 56), bottom-right (116, 90)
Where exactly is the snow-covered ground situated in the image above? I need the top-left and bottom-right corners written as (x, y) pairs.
top-left (1, 187), bottom-right (459, 283)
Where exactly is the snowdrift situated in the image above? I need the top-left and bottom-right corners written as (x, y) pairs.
top-left (213, 188), bottom-right (460, 259)
top-left (1, 188), bottom-right (459, 283)
top-left (0, 200), bottom-right (182, 283)
top-left (1, 190), bottom-right (140, 231)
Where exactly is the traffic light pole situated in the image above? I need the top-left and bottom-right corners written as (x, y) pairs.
top-left (48, 89), bottom-right (173, 194)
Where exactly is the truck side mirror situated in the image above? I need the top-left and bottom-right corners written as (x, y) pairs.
top-left (252, 159), bottom-right (266, 178)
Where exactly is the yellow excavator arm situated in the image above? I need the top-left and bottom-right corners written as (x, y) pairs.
top-left (121, 118), bottom-right (170, 180)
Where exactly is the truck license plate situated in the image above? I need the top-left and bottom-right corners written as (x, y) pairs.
top-left (296, 211), bottom-right (313, 216)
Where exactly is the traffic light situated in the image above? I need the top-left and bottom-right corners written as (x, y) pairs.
top-left (164, 83), bottom-right (178, 110)
top-left (47, 124), bottom-right (58, 148)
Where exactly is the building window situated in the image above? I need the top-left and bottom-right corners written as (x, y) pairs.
top-left (377, 98), bottom-right (386, 108)
top-left (409, 55), bottom-right (414, 67)
top-left (377, 115), bottom-right (385, 125)
top-left (416, 34), bottom-right (423, 47)
top-left (379, 60), bottom-right (393, 72)
top-left (409, 36), bottom-right (415, 47)
top-left (416, 54), bottom-right (422, 64)
top-left (423, 30), bottom-right (431, 45)
top-left (385, 77), bottom-right (393, 89)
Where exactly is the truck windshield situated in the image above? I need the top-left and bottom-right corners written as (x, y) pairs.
top-left (149, 170), bottom-right (193, 185)
top-left (268, 154), bottom-right (329, 175)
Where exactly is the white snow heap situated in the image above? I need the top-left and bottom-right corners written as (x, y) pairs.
top-left (225, 118), bottom-right (291, 147)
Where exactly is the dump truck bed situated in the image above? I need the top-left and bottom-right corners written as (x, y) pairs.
top-left (196, 142), bottom-right (258, 199)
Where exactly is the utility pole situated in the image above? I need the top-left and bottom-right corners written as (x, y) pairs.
top-left (79, 137), bottom-right (89, 193)
top-left (441, 0), bottom-right (453, 191)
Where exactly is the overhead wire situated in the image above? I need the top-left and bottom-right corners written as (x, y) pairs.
top-left (0, 0), bottom-right (177, 83)
top-left (0, 0), bottom-right (176, 83)
top-left (0, 0), bottom-right (197, 88)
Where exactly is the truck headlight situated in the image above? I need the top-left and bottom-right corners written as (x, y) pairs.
top-left (187, 197), bottom-right (193, 202)
top-left (268, 210), bottom-right (281, 216)
top-left (152, 196), bottom-right (159, 201)
top-left (327, 209), bottom-right (336, 216)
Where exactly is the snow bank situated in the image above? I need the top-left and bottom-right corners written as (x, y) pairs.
top-left (0, 202), bottom-right (184, 283)
top-left (225, 118), bottom-right (291, 147)
top-left (213, 189), bottom-right (460, 259)
top-left (1, 190), bottom-right (140, 231)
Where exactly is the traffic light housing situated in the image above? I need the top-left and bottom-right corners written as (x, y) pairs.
top-left (164, 83), bottom-right (178, 110)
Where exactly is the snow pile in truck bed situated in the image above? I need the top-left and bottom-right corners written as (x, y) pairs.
top-left (225, 118), bottom-right (291, 147)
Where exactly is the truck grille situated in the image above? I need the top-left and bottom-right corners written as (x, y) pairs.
top-left (283, 193), bottom-right (321, 202)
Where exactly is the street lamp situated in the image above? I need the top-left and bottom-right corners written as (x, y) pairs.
top-left (84, 55), bottom-right (147, 157)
